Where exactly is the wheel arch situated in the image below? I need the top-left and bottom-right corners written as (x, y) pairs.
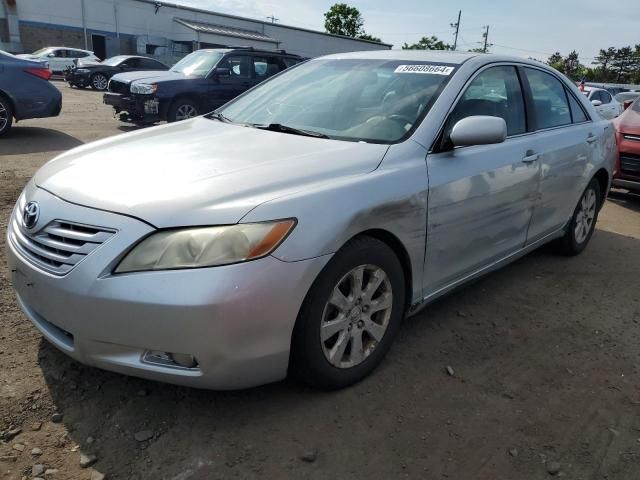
top-left (0, 89), bottom-right (16, 118)
top-left (593, 168), bottom-right (609, 210)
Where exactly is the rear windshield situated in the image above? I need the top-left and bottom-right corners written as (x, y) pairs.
top-left (219, 59), bottom-right (457, 143)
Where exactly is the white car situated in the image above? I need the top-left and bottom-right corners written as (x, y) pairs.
top-left (580, 87), bottom-right (622, 120)
top-left (17, 47), bottom-right (100, 74)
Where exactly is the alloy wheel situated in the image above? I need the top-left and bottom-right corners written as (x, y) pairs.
top-left (574, 187), bottom-right (597, 244)
top-left (92, 74), bottom-right (108, 90)
top-left (0, 101), bottom-right (7, 132)
top-left (321, 264), bottom-right (393, 369)
top-left (175, 104), bottom-right (198, 121)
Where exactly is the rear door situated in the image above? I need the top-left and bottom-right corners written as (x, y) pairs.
top-left (249, 55), bottom-right (286, 87)
top-left (424, 65), bottom-right (539, 293)
top-left (523, 67), bottom-right (594, 242)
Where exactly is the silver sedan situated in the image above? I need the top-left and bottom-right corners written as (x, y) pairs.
top-left (7, 51), bottom-right (616, 389)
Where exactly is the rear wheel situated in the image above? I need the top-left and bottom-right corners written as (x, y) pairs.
top-left (557, 178), bottom-right (601, 256)
top-left (0, 96), bottom-right (13, 136)
top-left (290, 236), bottom-right (406, 389)
top-left (167, 99), bottom-right (199, 122)
top-left (91, 73), bottom-right (109, 91)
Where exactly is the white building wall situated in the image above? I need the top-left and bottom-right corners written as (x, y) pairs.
top-left (15, 0), bottom-right (391, 57)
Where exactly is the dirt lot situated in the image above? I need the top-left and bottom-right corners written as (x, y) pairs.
top-left (1, 83), bottom-right (640, 480)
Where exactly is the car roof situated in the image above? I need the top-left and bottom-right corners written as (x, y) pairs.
top-left (50, 47), bottom-right (93, 53)
top-left (314, 50), bottom-right (557, 68)
top-left (195, 48), bottom-right (301, 57)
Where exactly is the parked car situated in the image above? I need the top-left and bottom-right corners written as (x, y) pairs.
top-left (580, 86), bottom-right (622, 119)
top-left (103, 47), bottom-right (303, 123)
top-left (612, 97), bottom-right (640, 191)
top-left (17, 47), bottom-right (100, 74)
top-left (64, 55), bottom-right (169, 91)
top-left (0, 50), bottom-right (62, 136)
top-left (7, 51), bottom-right (615, 390)
top-left (614, 91), bottom-right (640, 111)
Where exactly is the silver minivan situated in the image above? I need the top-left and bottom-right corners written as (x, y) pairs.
top-left (7, 51), bottom-right (616, 390)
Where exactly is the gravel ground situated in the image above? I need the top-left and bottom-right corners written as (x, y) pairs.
top-left (1, 83), bottom-right (640, 480)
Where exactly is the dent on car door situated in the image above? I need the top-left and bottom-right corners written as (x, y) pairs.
top-left (523, 67), bottom-right (592, 242)
top-left (423, 65), bottom-right (539, 295)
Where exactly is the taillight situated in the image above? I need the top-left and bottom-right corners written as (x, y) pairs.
top-left (24, 67), bottom-right (52, 81)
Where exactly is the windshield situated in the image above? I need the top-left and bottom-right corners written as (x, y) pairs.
top-left (218, 59), bottom-right (456, 143)
top-left (102, 56), bottom-right (128, 66)
top-left (32, 48), bottom-right (52, 56)
top-left (171, 51), bottom-right (223, 77)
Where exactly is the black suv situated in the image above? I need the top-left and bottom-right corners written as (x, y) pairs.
top-left (103, 48), bottom-right (303, 123)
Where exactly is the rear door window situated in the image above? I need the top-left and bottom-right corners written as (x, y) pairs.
top-left (523, 68), bottom-right (571, 129)
top-left (448, 65), bottom-right (526, 137)
top-left (252, 56), bottom-right (284, 79)
top-left (567, 91), bottom-right (589, 123)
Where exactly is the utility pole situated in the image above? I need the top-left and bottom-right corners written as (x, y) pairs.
top-left (482, 25), bottom-right (490, 53)
top-left (450, 10), bottom-right (461, 51)
top-left (266, 15), bottom-right (279, 24)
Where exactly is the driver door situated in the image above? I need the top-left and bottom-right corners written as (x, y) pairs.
top-left (206, 55), bottom-right (251, 111)
top-left (423, 65), bottom-right (540, 295)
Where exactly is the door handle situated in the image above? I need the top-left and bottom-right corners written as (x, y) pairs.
top-left (586, 134), bottom-right (597, 144)
top-left (522, 150), bottom-right (539, 164)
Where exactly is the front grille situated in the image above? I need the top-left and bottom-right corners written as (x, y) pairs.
top-left (108, 79), bottom-right (128, 94)
top-left (620, 152), bottom-right (640, 176)
top-left (9, 214), bottom-right (115, 275)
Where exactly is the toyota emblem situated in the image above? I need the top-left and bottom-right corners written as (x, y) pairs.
top-left (23, 201), bottom-right (40, 229)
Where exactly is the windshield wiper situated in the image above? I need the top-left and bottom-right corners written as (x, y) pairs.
top-left (207, 112), bottom-right (232, 123)
top-left (252, 123), bottom-right (329, 139)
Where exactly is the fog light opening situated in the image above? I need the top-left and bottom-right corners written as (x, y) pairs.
top-left (142, 350), bottom-right (199, 370)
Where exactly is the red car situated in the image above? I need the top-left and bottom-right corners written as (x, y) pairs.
top-left (612, 97), bottom-right (640, 191)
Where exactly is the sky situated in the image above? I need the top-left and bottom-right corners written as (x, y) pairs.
top-left (164, 0), bottom-right (639, 62)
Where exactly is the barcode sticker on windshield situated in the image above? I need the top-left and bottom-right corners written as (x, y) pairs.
top-left (394, 65), bottom-right (454, 75)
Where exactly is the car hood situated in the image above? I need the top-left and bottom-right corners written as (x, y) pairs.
top-left (111, 70), bottom-right (189, 85)
top-left (34, 118), bottom-right (389, 227)
top-left (615, 108), bottom-right (640, 134)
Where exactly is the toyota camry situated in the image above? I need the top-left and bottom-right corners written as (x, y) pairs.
top-left (7, 51), bottom-right (616, 390)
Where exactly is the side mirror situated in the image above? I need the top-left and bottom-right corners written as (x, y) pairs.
top-left (47, 53), bottom-right (55, 58)
top-left (623, 100), bottom-right (633, 110)
top-left (591, 99), bottom-right (602, 107)
top-left (450, 116), bottom-right (507, 147)
top-left (213, 67), bottom-right (230, 77)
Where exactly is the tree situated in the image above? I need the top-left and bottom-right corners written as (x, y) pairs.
top-left (564, 50), bottom-right (582, 79)
top-left (592, 47), bottom-right (617, 81)
top-left (547, 51), bottom-right (565, 73)
top-left (611, 46), bottom-right (638, 83)
top-left (403, 35), bottom-right (452, 51)
top-left (468, 47), bottom-right (487, 53)
top-left (358, 32), bottom-right (382, 43)
top-left (324, 3), bottom-right (363, 37)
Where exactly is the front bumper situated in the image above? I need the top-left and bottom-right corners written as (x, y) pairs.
top-left (64, 70), bottom-right (90, 87)
top-left (103, 92), bottom-right (162, 123)
top-left (6, 187), bottom-right (330, 389)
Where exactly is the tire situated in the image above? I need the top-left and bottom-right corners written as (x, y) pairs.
top-left (90, 73), bottom-right (109, 91)
top-left (290, 236), bottom-right (406, 389)
top-left (0, 95), bottom-right (13, 136)
top-left (557, 178), bottom-right (601, 256)
top-left (167, 99), bottom-right (199, 123)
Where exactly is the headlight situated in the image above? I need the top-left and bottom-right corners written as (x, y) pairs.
top-left (75, 68), bottom-right (90, 74)
top-left (115, 220), bottom-right (296, 273)
top-left (130, 83), bottom-right (158, 94)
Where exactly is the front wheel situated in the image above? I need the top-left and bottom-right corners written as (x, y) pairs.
top-left (90, 73), bottom-right (109, 91)
top-left (0, 96), bottom-right (13, 136)
top-left (290, 236), bottom-right (406, 389)
top-left (167, 99), bottom-right (199, 122)
top-left (557, 178), bottom-right (601, 256)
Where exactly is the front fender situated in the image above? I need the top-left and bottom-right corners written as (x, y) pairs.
top-left (241, 140), bottom-right (429, 303)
